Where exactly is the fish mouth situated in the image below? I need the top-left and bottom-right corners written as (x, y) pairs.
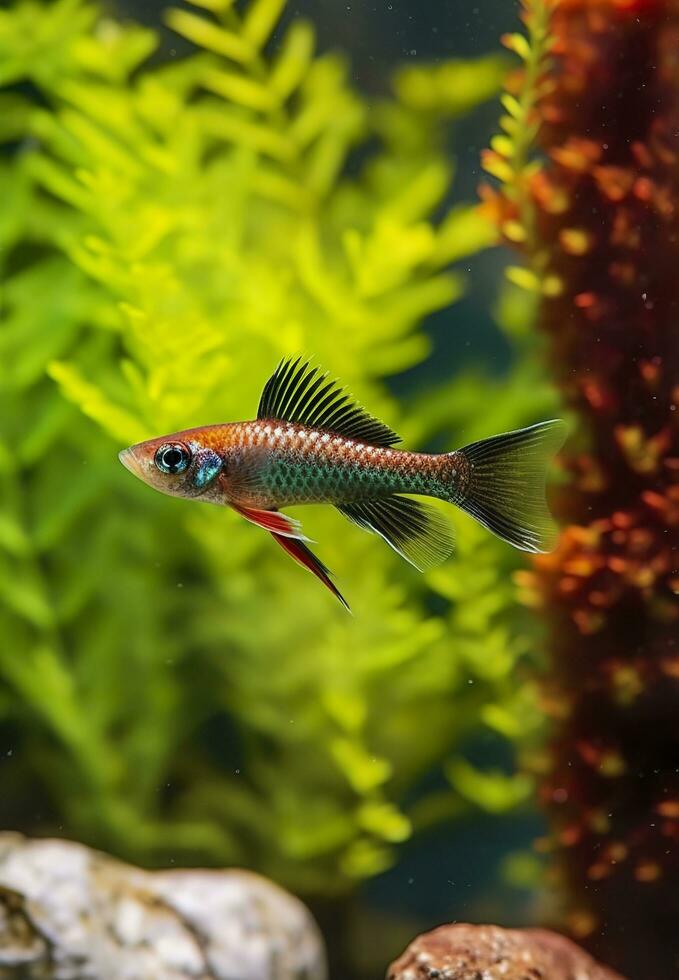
top-left (118, 447), bottom-right (142, 477)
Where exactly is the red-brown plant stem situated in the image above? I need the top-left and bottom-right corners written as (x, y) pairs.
top-left (487, 1), bottom-right (679, 977)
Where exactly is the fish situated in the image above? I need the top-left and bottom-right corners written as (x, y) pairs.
top-left (119, 357), bottom-right (567, 611)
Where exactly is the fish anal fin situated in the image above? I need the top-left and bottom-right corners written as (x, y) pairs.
top-left (272, 533), bottom-right (351, 612)
top-left (338, 496), bottom-right (454, 572)
top-left (232, 504), bottom-right (308, 541)
top-left (257, 357), bottom-right (400, 448)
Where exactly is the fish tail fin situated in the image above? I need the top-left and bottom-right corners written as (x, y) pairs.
top-left (451, 420), bottom-right (567, 554)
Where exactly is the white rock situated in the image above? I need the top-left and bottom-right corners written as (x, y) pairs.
top-left (0, 833), bottom-right (327, 980)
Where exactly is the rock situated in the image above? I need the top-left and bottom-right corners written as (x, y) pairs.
top-left (0, 832), bottom-right (326, 980)
top-left (387, 922), bottom-right (625, 980)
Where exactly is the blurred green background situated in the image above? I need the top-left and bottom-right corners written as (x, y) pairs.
top-left (0, 0), bottom-right (559, 975)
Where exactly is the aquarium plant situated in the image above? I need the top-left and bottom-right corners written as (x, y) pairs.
top-left (485, 0), bottom-right (679, 975)
top-left (0, 0), bottom-right (560, 971)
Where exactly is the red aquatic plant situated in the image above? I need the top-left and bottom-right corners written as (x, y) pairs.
top-left (484, 0), bottom-right (679, 976)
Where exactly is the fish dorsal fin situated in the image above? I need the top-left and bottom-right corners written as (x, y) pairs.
top-left (337, 496), bottom-right (454, 572)
top-left (258, 357), bottom-right (401, 448)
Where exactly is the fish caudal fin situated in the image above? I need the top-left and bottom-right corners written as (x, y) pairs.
top-left (271, 532), bottom-right (351, 612)
top-left (455, 420), bottom-right (567, 554)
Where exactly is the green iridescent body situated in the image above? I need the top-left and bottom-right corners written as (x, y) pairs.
top-left (219, 420), bottom-right (468, 509)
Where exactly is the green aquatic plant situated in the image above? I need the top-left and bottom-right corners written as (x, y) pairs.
top-left (0, 0), bottom-right (555, 904)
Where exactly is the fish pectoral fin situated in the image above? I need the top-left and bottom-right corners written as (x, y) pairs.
top-left (271, 532), bottom-right (351, 612)
top-left (232, 504), bottom-right (309, 541)
top-left (337, 496), bottom-right (454, 572)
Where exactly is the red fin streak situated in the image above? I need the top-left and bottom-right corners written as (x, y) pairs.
top-left (232, 504), bottom-right (308, 540)
top-left (271, 533), bottom-right (351, 612)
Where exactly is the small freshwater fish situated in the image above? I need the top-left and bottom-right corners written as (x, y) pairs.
top-left (119, 357), bottom-right (566, 611)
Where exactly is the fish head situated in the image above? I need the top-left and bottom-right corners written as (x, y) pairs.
top-left (119, 431), bottom-right (224, 500)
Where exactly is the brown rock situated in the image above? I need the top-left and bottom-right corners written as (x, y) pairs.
top-left (387, 923), bottom-right (625, 980)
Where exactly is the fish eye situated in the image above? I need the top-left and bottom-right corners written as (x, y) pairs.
top-left (155, 443), bottom-right (191, 475)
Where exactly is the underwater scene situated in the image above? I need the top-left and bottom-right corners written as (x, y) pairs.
top-left (1, 0), bottom-right (677, 977)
